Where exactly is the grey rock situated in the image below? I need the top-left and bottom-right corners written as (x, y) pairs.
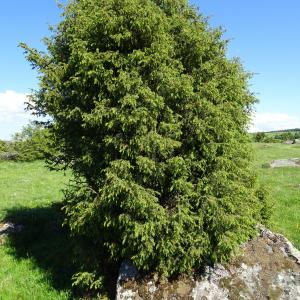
top-left (116, 261), bottom-right (139, 300)
top-left (284, 139), bottom-right (300, 145)
top-left (0, 222), bottom-right (23, 236)
top-left (116, 227), bottom-right (300, 299)
top-left (270, 158), bottom-right (300, 168)
top-left (118, 261), bottom-right (138, 282)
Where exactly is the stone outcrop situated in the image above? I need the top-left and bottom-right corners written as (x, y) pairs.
top-left (0, 222), bottom-right (23, 246)
top-left (116, 227), bottom-right (300, 299)
top-left (284, 139), bottom-right (300, 145)
top-left (0, 222), bottom-right (23, 236)
top-left (270, 158), bottom-right (300, 168)
top-left (0, 222), bottom-right (23, 245)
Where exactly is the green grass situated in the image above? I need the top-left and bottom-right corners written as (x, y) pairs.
top-left (254, 143), bottom-right (300, 249)
top-left (0, 144), bottom-right (300, 298)
top-left (0, 161), bottom-right (68, 220)
top-left (0, 161), bottom-right (72, 300)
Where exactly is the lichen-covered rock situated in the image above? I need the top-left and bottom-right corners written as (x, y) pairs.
top-left (0, 222), bottom-right (24, 245)
top-left (270, 158), bottom-right (300, 168)
top-left (116, 228), bottom-right (300, 299)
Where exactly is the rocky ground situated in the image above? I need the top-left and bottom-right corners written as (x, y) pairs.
top-left (116, 227), bottom-right (300, 300)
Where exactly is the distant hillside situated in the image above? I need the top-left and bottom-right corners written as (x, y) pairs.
top-left (251, 129), bottom-right (300, 143)
top-left (264, 128), bottom-right (300, 134)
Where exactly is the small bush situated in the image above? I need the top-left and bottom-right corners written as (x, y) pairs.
top-left (261, 163), bottom-right (271, 169)
top-left (0, 140), bottom-right (8, 152)
top-left (254, 132), bottom-right (267, 142)
top-left (256, 186), bottom-right (273, 225)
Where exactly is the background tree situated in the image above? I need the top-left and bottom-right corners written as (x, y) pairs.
top-left (12, 122), bottom-right (50, 161)
top-left (0, 140), bottom-right (8, 152)
top-left (254, 132), bottom-right (266, 142)
top-left (21, 0), bottom-right (270, 292)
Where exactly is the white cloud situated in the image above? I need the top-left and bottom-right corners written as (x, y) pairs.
top-left (0, 90), bottom-right (31, 122)
top-left (249, 112), bottom-right (300, 132)
top-left (0, 90), bottom-right (35, 140)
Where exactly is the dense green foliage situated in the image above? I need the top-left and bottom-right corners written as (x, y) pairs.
top-left (22, 0), bottom-right (270, 290)
top-left (0, 140), bottom-right (7, 152)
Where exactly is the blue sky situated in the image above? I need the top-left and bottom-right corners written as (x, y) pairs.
top-left (0, 0), bottom-right (299, 139)
top-left (195, 0), bottom-right (300, 132)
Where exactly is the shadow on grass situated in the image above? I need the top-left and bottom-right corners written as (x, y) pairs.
top-left (3, 203), bottom-right (119, 299)
top-left (4, 203), bottom-right (76, 297)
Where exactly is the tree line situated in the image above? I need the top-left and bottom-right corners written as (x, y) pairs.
top-left (253, 131), bottom-right (300, 143)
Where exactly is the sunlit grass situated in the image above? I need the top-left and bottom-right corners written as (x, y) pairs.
top-left (0, 249), bottom-right (70, 300)
top-left (0, 161), bottom-right (72, 300)
top-left (254, 143), bottom-right (300, 248)
top-left (0, 161), bottom-right (69, 219)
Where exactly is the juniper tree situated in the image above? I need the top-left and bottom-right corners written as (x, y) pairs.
top-left (22, 0), bottom-right (270, 290)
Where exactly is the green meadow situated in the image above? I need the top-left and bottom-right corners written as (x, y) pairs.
top-left (0, 143), bottom-right (299, 298)
top-left (0, 161), bottom-right (72, 299)
top-left (253, 143), bottom-right (300, 248)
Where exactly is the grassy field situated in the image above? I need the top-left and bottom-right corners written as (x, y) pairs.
top-left (0, 143), bottom-right (299, 298)
top-left (253, 143), bottom-right (300, 248)
top-left (0, 161), bottom-right (73, 299)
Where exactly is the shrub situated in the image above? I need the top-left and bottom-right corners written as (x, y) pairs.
top-left (254, 132), bottom-right (267, 142)
top-left (261, 163), bottom-right (271, 169)
top-left (12, 122), bottom-right (50, 161)
top-left (255, 186), bottom-right (273, 225)
top-left (22, 0), bottom-right (271, 292)
top-left (0, 140), bottom-right (8, 152)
